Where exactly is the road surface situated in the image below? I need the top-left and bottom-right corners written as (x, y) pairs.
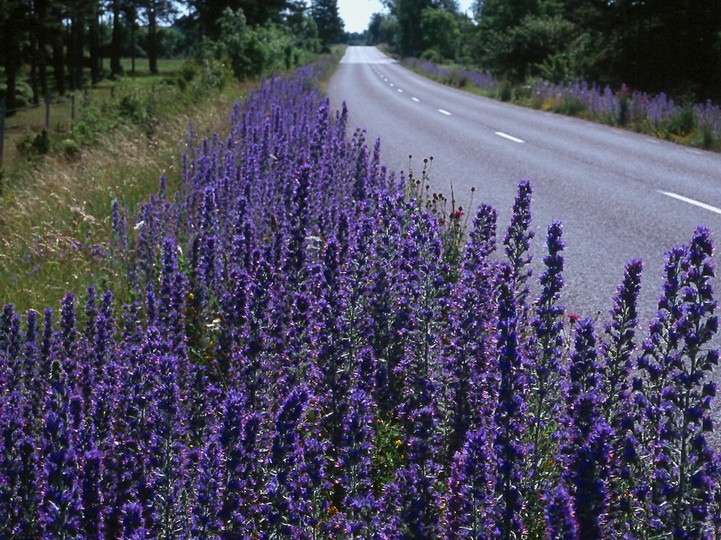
top-left (328, 46), bottom-right (721, 329)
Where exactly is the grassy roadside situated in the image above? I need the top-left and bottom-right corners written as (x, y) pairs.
top-left (0, 86), bottom-right (242, 312)
top-left (0, 49), bottom-right (346, 314)
top-left (1, 59), bottom-right (189, 170)
top-left (0, 60), bottom-right (239, 313)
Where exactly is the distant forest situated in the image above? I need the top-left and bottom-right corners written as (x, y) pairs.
top-left (0, 0), bottom-right (343, 111)
top-left (368, 0), bottom-right (721, 102)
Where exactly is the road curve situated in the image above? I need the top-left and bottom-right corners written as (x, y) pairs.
top-left (327, 46), bottom-right (721, 327)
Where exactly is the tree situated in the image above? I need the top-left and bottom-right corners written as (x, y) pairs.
top-left (1, 0), bottom-right (29, 114)
top-left (123, 1), bottom-right (139, 75)
top-left (110, 0), bottom-right (123, 77)
top-left (48, 2), bottom-right (67, 94)
top-left (419, 6), bottom-right (460, 60)
top-left (142, 0), bottom-right (176, 74)
top-left (615, 0), bottom-right (721, 99)
top-left (386, 0), bottom-right (433, 56)
top-left (284, 0), bottom-right (307, 29)
top-left (28, 0), bottom-right (51, 103)
top-left (69, 4), bottom-right (84, 90)
top-left (475, 0), bottom-right (538, 33)
top-left (367, 12), bottom-right (397, 46)
top-left (188, 0), bottom-right (289, 39)
top-left (88, 0), bottom-right (101, 84)
top-left (311, 0), bottom-right (343, 50)
top-left (383, 0), bottom-right (460, 56)
top-left (235, 0), bottom-right (287, 25)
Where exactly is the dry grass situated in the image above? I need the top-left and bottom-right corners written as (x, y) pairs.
top-left (0, 81), bottom-right (251, 313)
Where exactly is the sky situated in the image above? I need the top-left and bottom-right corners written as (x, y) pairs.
top-left (337, 0), bottom-right (475, 34)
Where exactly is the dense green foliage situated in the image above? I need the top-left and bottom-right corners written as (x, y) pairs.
top-left (208, 7), bottom-right (321, 80)
top-left (370, 0), bottom-right (721, 102)
top-left (0, 0), bottom-right (342, 114)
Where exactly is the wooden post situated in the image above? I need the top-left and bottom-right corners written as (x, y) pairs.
top-left (0, 95), bottom-right (5, 167)
top-left (45, 88), bottom-right (51, 129)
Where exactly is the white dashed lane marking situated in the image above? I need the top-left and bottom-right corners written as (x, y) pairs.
top-left (495, 131), bottom-right (525, 143)
top-left (659, 191), bottom-right (721, 215)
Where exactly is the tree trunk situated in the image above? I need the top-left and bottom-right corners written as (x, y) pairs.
top-left (51, 29), bottom-right (66, 95)
top-left (3, 66), bottom-right (19, 117)
top-left (30, 38), bottom-right (39, 106)
top-left (29, 0), bottom-right (49, 105)
top-left (2, 9), bottom-right (23, 114)
top-left (89, 2), bottom-right (101, 84)
top-left (68, 14), bottom-right (85, 91)
top-left (130, 22), bottom-right (136, 75)
top-left (147, 1), bottom-right (159, 75)
top-left (35, 0), bottom-right (49, 101)
top-left (110, 0), bottom-right (122, 78)
top-left (125, 6), bottom-right (137, 75)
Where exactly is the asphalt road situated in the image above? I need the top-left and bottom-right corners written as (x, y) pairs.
top-left (327, 46), bottom-right (721, 330)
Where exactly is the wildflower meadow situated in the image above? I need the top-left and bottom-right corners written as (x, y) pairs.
top-left (1, 62), bottom-right (719, 538)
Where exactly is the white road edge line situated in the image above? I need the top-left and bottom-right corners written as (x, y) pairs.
top-left (397, 89), bottom-right (403, 93)
top-left (412, 97), bottom-right (420, 102)
top-left (495, 131), bottom-right (525, 144)
top-left (659, 191), bottom-right (721, 215)
top-left (438, 109), bottom-right (451, 115)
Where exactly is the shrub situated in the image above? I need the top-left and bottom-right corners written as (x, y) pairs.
top-left (663, 103), bottom-right (696, 137)
top-left (60, 139), bottom-right (81, 162)
top-left (553, 95), bottom-right (585, 116)
top-left (16, 128), bottom-right (51, 158)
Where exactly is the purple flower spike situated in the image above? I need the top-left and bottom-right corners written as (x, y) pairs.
top-left (265, 387), bottom-right (309, 536)
top-left (601, 259), bottom-right (643, 425)
top-left (568, 421), bottom-right (613, 539)
top-left (636, 227), bottom-right (718, 534)
top-left (528, 220), bottom-right (566, 484)
top-left (503, 180), bottom-right (535, 312)
top-left (121, 501), bottom-right (149, 539)
top-left (543, 484), bottom-right (578, 540)
top-left (81, 448), bottom-right (105, 538)
top-left (493, 263), bottom-right (528, 538)
top-left (444, 428), bottom-right (495, 538)
top-left (60, 292), bottom-right (77, 359)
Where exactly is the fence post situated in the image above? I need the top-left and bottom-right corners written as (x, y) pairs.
top-left (45, 87), bottom-right (51, 130)
top-left (0, 95), bottom-right (5, 168)
top-left (71, 92), bottom-right (76, 125)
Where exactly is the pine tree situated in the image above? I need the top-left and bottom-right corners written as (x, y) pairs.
top-left (312, 0), bottom-right (343, 50)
